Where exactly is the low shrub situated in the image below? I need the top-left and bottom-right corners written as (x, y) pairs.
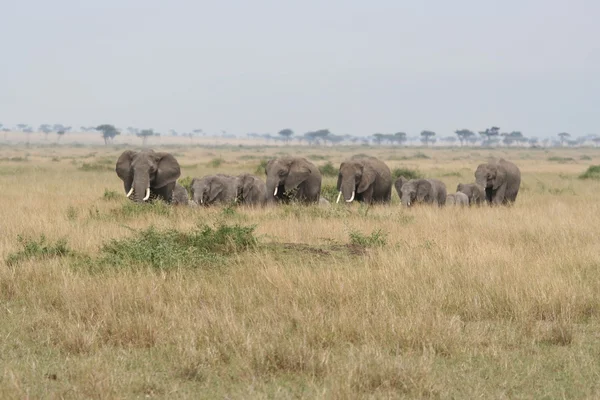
top-left (103, 189), bottom-right (120, 200)
top-left (391, 168), bottom-right (422, 180)
top-left (319, 162), bottom-right (338, 177)
top-left (547, 156), bottom-right (575, 163)
top-left (99, 223), bottom-right (258, 270)
top-left (178, 176), bottom-right (194, 193)
top-left (348, 229), bottom-right (387, 248)
top-left (579, 165), bottom-right (600, 180)
top-left (255, 159), bottom-right (268, 175)
top-left (207, 158), bottom-right (224, 168)
top-left (320, 183), bottom-right (339, 203)
top-left (79, 162), bottom-right (112, 171)
top-left (6, 235), bottom-right (72, 266)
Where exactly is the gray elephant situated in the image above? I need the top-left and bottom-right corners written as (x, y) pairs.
top-left (336, 156), bottom-right (392, 204)
top-left (446, 192), bottom-right (469, 206)
top-left (399, 178), bottom-right (447, 207)
top-left (236, 174), bottom-right (267, 206)
top-left (393, 176), bottom-right (409, 199)
top-left (171, 183), bottom-right (189, 206)
top-left (265, 157), bottom-right (321, 204)
top-left (456, 183), bottom-right (485, 206)
top-left (474, 159), bottom-right (521, 205)
top-left (190, 174), bottom-right (238, 205)
top-left (116, 149), bottom-right (181, 203)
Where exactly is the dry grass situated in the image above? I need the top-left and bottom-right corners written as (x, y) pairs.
top-left (1, 144), bottom-right (600, 398)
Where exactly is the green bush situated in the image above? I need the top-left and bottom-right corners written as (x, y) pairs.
top-left (79, 162), bottom-right (112, 171)
top-left (579, 165), bottom-right (600, 180)
top-left (391, 168), bottom-right (422, 180)
top-left (112, 201), bottom-right (172, 218)
top-left (412, 152), bottom-right (430, 159)
top-left (103, 189), bottom-right (120, 200)
top-left (548, 157), bottom-right (575, 163)
top-left (319, 161), bottom-right (338, 177)
top-left (255, 159), bottom-right (268, 175)
top-left (178, 176), bottom-right (194, 193)
top-left (6, 235), bottom-right (72, 266)
top-left (580, 155), bottom-right (592, 160)
top-left (348, 229), bottom-right (387, 248)
top-left (99, 223), bottom-right (258, 270)
top-left (320, 183), bottom-right (339, 202)
top-left (207, 158), bottom-right (224, 168)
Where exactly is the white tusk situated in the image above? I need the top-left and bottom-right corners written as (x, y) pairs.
top-left (336, 191), bottom-right (342, 203)
top-left (407, 201), bottom-right (411, 206)
top-left (126, 188), bottom-right (134, 198)
top-left (345, 191), bottom-right (355, 203)
top-left (143, 188), bottom-right (151, 201)
top-left (200, 198), bottom-right (203, 204)
top-left (273, 187), bottom-right (278, 196)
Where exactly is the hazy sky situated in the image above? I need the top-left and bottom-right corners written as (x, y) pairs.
top-left (1, 0), bottom-right (598, 138)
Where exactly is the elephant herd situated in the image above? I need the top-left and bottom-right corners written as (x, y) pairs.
top-left (115, 150), bottom-right (522, 208)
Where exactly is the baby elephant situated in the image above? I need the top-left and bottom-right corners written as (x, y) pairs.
top-left (236, 174), bottom-right (267, 206)
top-left (396, 177), bottom-right (447, 207)
top-left (190, 174), bottom-right (238, 205)
top-left (446, 192), bottom-right (469, 207)
top-left (171, 183), bottom-right (189, 206)
top-left (456, 183), bottom-right (485, 206)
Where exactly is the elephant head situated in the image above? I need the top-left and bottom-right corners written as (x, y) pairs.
top-left (265, 157), bottom-right (312, 201)
top-left (394, 176), bottom-right (409, 199)
top-left (335, 159), bottom-right (376, 203)
top-left (236, 174), bottom-right (266, 205)
top-left (475, 162), bottom-right (506, 192)
top-left (190, 175), bottom-right (235, 205)
top-left (400, 179), bottom-right (432, 207)
top-left (115, 150), bottom-right (180, 202)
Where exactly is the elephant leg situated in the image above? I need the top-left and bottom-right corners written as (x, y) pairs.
top-left (492, 185), bottom-right (506, 205)
top-left (361, 186), bottom-right (374, 204)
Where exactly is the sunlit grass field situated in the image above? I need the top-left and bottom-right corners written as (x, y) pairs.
top-left (1, 143), bottom-right (600, 399)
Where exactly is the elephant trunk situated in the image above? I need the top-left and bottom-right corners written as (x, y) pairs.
top-left (131, 171), bottom-right (151, 203)
top-left (340, 177), bottom-right (356, 203)
top-left (266, 176), bottom-right (281, 200)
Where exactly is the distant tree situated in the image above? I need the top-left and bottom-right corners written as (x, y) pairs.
top-left (96, 124), bottom-right (120, 145)
top-left (137, 129), bottom-right (156, 146)
top-left (39, 124), bottom-right (53, 140)
top-left (479, 126), bottom-right (500, 146)
top-left (392, 132), bottom-right (406, 145)
top-left (278, 129), bottom-right (294, 144)
top-left (592, 137), bottom-right (600, 147)
top-left (528, 137), bottom-right (539, 146)
top-left (557, 132), bottom-right (570, 146)
top-left (17, 124), bottom-right (28, 131)
top-left (56, 130), bottom-right (65, 142)
top-left (441, 136), bottom-right (457, 145)
top-left (420, 130), bottom-right (436, 146)
top-left (169, 129), bottom-right (178, 137)
top-left (454, 129), bottom-right (475, 146)
top-left (372, 133), bottom-right (385, 146)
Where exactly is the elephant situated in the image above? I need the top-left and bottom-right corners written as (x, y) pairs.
top-left (236, 174), bottom-right (267, 206)
top-left (336, 156), bottom-right (392, 204)
top-left (456, 183), bottom-right (485, 206)
top-left (399, 179), bottom-right (447, 207)
top-left (265, 157), bottom-right (321, 204)
top-left (190, 174), bottom-right (238, 205)
top-left (393, 176), bottom-right (409, 199)
top-left (474, 159), bottom-right (521, 205)
top-left (171, 183), bottom-right (189, 206)
top-left (116, 149), bottom-right (181, 203)
top-left (446, 192), bottom-right (469, 206)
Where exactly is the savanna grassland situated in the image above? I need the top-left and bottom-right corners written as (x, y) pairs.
top-left (1, 142), bottom-right (600, 399)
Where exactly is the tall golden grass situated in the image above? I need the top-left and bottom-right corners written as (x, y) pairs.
top-left (1, 144), bottom-right (600, 398)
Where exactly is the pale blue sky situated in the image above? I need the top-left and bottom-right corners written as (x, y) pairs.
top-left (1, 0), bottom-right (598, 137)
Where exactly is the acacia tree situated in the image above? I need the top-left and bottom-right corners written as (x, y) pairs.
top-left (96, 124), bottom-right (120, 145)
top-left (454, 129), bottom-right (475, 146)
top-left (557, 132), bottom-right (570, 146)
top-left (420, 130), bottom-right (436, 146)
top-left (137, 129), bottom-right (156, 146)
top-left (39, 124), bottom-right (53, 140)
top-left (278, 129), bottom-right (294, 144)
top-left (479, 126), bottom-right (500, 146)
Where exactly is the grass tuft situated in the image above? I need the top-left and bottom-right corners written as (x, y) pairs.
top-left (392, 168), bottom-right (422, 180)
top-left (319, 161), bottom-right (338, 177)
top-left (579, 165), bottom-right (600, 180)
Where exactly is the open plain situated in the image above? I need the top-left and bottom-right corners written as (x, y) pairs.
top-left (1, 141), bottom-right (600, 399)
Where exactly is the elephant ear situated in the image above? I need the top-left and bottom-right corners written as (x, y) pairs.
top-left (492, 165), bottom-right (506, 190)
top-left (416, 180), bottom-right (432, 202)
top-left (154, 152), bottom-right (181, 188)
top-left (208, 178), bottom-right (225, 203)
top-left (116, 150), bottom-right (137, 192)
top-left (456, 183), bottom-right (463, 192)
top-left (284, 160), bottom-right (311, 191)
top-left (239, 175), bottom-right (253, 200)
top-left (357, 163), bottom-right (376, 193)
top-left (265, 159), bottom-right (275, 176)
